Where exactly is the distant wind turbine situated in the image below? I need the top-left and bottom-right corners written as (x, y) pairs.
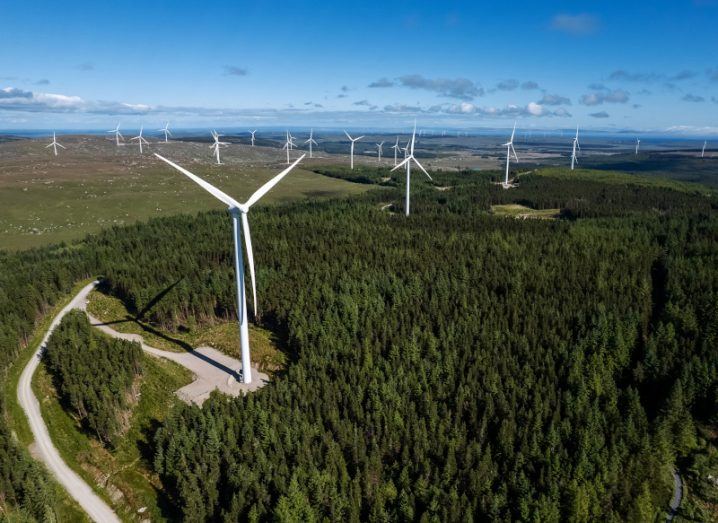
top-left (282, 131), bottom-right (297, 164)
top-left (635, 138), bottom-right (640, 155)
top-left (210, 130), bottom-right (229, 164)
top-left (304, 129), bottom-right (318, 158)
top-left (376, 141), bottom-right (384, 163)
top-left (570, 126), bottom-right (580, 170)
top-left (391, 122), bottom-right (433, 216)
top-left (702, 140), bottom-right (707, 158)
top-left (46, 131), bottom-right (65, 156)
top-left (157, 122), bottom-right (171, 143)
top-left (344, 131), bottom-right (364, 170)
top-left (130, 126), bottom-right (149, 154)
top-left (502, 121), bottom-right (519, 188)
top-left (154, 153), bottom-right (306, 384)
top-left (107, 123), bottom-right (124, 146)
top-left (390, 136), bottom-right (400, 166)
top-left (250, 130), bottom-right (257, 147)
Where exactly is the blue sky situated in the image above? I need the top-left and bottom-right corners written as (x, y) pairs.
top-left (1, 0), bottom-right (717, 132)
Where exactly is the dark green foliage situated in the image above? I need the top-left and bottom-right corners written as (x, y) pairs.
top-left (311, 165), bottom-right (400, 186)
top-left (78, 170), bottom-right (716, 521)
top-left (0, 246), bottom-right (93, 520)
top-left (0, 166), bottom-right (716, 521)
top-left (44, 310), bottom-right (143, 447)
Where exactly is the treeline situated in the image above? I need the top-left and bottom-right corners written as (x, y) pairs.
top-left (0, 166), bottom-right (715, 520)
top-left (45, 310), bottom-right (143, 447)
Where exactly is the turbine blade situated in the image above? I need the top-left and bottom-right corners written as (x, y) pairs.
top-left (154, 154), bottom-right (241, 208)
top-left (45, 143), bottom-right (53, 148)
top-left (412, 157), bottom-right (433, 180)
top-left (511, 144), bottom-right (518, 162)
top-left (244, 154), bottom-right (306, 208)
top-left (57, 143), bottom-right (66, 149)
top-left (344, 130), bottom-right (352, 140)
top-left (391, 157), bottom-right (411, 172)
top-left (241, 212), bottom-right (258, 318)
top-left (355, 136), bottom-right (365, 141)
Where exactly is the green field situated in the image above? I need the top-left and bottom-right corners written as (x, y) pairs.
top-left (491, 203), bottom-right (560, 219)
top-left (0, 155), bottom-right (367, 250)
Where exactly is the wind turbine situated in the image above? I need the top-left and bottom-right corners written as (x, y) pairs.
top-left (107, 123), bottom-right (124, 146)
top-left (130, 126), bottom-right (149, 154)
top-left (250, 130), bottom-right (257, 147)
top-left (502, 122), bottom-right (519, 188)
top-left (376, 141), bottom-right (384, 163)
top-left (157, 122), bottom-right (171, 143)
top-left (635, 138), bottom-right (640, 155)
top-left (390, 136), bottom-right (400, 166)
top-left (153, 153), bottom-right (306, 384)
top-left (344, 131), bottom-right (364, 170)
top-left (288, 131), bottom-right (296, 150)
top-left (304, 129), bottom-right (318, 158)
top-left (391, 122), bottom-right (433, 216)
top-left (46, 132), bottom-right (65, 156)
top-left (702, 140), bottom-right (707, 158)
top-left (282, 131), bottom-right (297, 164)
top-left (210, 130), bottom-right (229, 164)
top-left (570, 125), bottom-right (580, 170)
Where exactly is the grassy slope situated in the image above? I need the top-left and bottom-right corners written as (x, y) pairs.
top-left (491, 204), bottom-right (560, 219)
top-left (0, 164), bottom-right (369, 251)
top-left (2, 278), bottom-right (96, 523)
top-left (33, 348), bottom-right (192, 522)
top-left (88, 290), bottom-right (285, 373)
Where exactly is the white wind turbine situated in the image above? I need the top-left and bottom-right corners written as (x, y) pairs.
top-left (46, 131), bottom-right (65, 156)
top-left (376, 141), bottom-right (384, 163)
top-left (390, 136), bottom-right (400, 166)
top-left (391, 122), bottom-right (432, 216)
top-left (157, 122), bottom-right (171, 143)
top-left (502, 121), bottom-right (519, 188)
top-left (702, 140), bottom-right (707, 158)
top-left (570, 125), bottom-right (580, 170)
top-left (154, 153), bottom-right (306, 384)
top-left (344, 131), bottom-right (364, 170)
top-left (304, 129), bottom-right (318, 158)
top-left (288, 131), bottom-right (297, 150)
top-left (282, 131), bottom-right (297, 164)
top-left (130, 125), bottom-right (149, 154)
top-left (250, 130), bottom-right (257, 147)
top-left (107, 123), bottom-right (124, 146)
top-left (635, 138), bottom-right (640, 155)
top-left (210, 130), bottom-right (229, 164)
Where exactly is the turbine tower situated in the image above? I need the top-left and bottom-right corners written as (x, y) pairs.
top-left (250, 130), bottom-right (257, 147)
top-left (157, 122), bottom-right (171, 143)
top-left (344, 131), bottom-right (364, 170)
top-left (130, 126), bottom-right (149, 154)
top-left (210, 130), bottom-right (229, 165)
top-left (154, 153), bottom-right (306, 384)
top-left (502, 122), bottom-right (519, 188)
top-left (702, 140), bottom-right (707, 158)
top-left (391, 136), bottom-right (400, 167)
top-left (391, 122), bottom-right (433, 216)
top-left (304, 129), bottom-right (318, 158)
top-left (46, 132), bottom-right (65, 156)
top-left (635, 138), bottom-right (640, 155)
top-left (376, 141), bottom-right (384, 163)
top-left (107, 123), bottom-right (123, 146)
top-left (570, 125), bottom-right (580, 170)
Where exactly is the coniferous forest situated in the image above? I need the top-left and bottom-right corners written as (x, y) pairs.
top-left (44, 311), bottom-right (143, 448)
top-left (0, 169), bottom-right (716, 521)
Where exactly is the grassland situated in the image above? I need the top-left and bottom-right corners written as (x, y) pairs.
top-left (87, 290), bottom-right (286, 373)
top-left (491, 203), bottom-right (560, 219)
top-left (0, 136), bottom-right (370, 251)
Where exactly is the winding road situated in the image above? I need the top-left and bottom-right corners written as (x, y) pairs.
top-left (17, 281), bottom-right (120, 523)
top-left (17, 281), bottom-right (268, 522)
